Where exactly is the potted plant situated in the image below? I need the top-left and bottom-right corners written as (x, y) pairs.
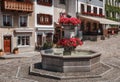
top-left (0, 49), bottom-right (4, 56)
top-left (57, 38), bottom-right (83, 55)
top-left (13, 47), bottom-right (19, 54)
top-left (43, 41), bottom-right (53, 50)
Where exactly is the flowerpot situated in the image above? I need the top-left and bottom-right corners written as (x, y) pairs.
top-left (14, 50), bottom-right (19, 54)
top-left (63, 51), bottom-right (71, 55)
top-left (0, 52), bottom-right (4, 56)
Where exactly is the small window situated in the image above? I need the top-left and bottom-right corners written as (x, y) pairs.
top-left (81, 4), bottom-right (85, 13)
top-left (37, 14), bottom-right (52, 25)
top-left (99, 0), bottom-right (103, 1)
top-left (17, 36), bottom-right (30, 46)
top-left (59, 0), bottom-right (65, 4)
top-left (37, 0), bottom-right (52, 6)
top-left (19, 15), bottom-right (28, 27)
top-left (3, 15), bottom-right (12, 26)
top-left (99, 8), bottom-right (103, 15)
top-left (16, 0), bottom-right (24, 2)
top-left (93, 7), bottom-right (97, 14)
top-left (87, 5), bottom-right (91, 13)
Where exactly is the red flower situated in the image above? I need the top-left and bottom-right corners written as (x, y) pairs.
top-left (57, 38), bottom-right (83, 48)
top-left (59, 17), bottom-right (81, 25)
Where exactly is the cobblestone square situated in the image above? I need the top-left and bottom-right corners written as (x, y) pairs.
top-left (0, 34), bottom-right (120, 82)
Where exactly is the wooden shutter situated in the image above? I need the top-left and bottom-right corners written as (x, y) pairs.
top-left (25, 0), bottom-right (30, 2)
top-left (49, 0), bottom-right (52, 6)
top-left (49, 15), bottom-right (52, 25)
top-left (37, 14), bottom-right (40, 24)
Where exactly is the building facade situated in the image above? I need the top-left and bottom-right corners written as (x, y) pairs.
top-left (65, 0), bottom-right (119, 40)
top-left (78, 0), bottom-right (105, 38)
top-left (0, 0), bottom-right (35, 54)
top-left (34, 0), bottom-right (54, 49)
top-left (105, 0), bottom-right (120, 21)
top-left (53, 0), bottom-right (66, 43)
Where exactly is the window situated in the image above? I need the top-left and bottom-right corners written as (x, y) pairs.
top-left (3, 15), bottom-right (12, 26)
top-left (19, 15), bottom-right (28, 27)
top-left (37, 0), bottom-right (52, 6)
top-left (16, 0), bottom-right (24, 2)
top-left (81, 4), bottom-right (85, 13)
top-left (17, 36), bottom-right (30, 46)
top-left (87, 5), bottom-right (91, 13)
top-left (37, 14), bottom-right (52, 25)
top-left (16, 0), bottom-right (31, 2)
top-left (99, 0), bottom-right (103, 1)
top-left (99, 8), bottom-right (103, 15)
top-left (59, 0), bottom-right (65, 4)
top-left (46, 33), bottom-right (52, 42)
top-left (93, 7), bottom-right (97, 14)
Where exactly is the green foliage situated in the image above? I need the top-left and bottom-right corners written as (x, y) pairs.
top-left (43, 42), bottom-right (53, 49)
top-left (105, 4), bottom-right (120, 13)
top-left (105, 4), bottom-right (120, 21)
top-left (13, 47), bottom-right (19, 51)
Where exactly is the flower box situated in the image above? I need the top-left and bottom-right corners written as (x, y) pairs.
top-left (59, 17), bottom-right (81, 26)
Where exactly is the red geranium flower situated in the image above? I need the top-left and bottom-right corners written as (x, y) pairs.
top-left (59, 17), bottom-right (81, 25)
top-left (57, 38), bottom-right (83, 48)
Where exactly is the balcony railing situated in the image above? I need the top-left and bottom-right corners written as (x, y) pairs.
top-left (2, 0), bottom-right (33, 12)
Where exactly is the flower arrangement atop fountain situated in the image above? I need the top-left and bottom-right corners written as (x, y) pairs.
top-left (57, 38), bottom-right (83, 55)
top-left (58, 38), bottom-right (83, 48)
top-left (59, 17), bottom-right (81, 25)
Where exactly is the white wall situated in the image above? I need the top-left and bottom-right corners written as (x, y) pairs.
top-left (66, 0), bottom-right (77, 17)
top-left (34, 0), bottom-right (54, 28)
top-left (78, 0), bottom-right (105, 15)
top-left (54, 0), bottom-right (66, 22)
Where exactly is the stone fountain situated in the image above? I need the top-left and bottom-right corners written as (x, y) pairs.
top-left (30, 18), bottom-right (111, 80)
top-left (41, 23), bottom-right (101, 72)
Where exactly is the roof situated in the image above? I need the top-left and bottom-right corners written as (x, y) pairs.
top-left (80, 15), bottom-right (120, 25)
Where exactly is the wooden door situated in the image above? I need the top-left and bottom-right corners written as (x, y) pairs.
top-left (4, 36), bottom-right (11, 53)
top-left (37, 35), bottom-right (42, 46)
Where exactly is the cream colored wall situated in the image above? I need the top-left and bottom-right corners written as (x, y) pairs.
top-left (54, 0), bottom-right (66, 23)
top-left (0, 11), bottom-right (35, 53)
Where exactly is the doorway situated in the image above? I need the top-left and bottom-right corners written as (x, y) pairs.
top-left (4, 36), bottom-right (11, 53)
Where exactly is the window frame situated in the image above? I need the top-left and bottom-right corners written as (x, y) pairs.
top-left (19, 15), bottom-right (28, 27)
top-left (37, 0), bottom-right (52, 6)
top-left (93, 7), bottom-right (97, 14)
top-left (87, 5), bottom-right (91, 13)
top-left (99, 8), bottom-right (103, 15)
top-left (99, 0), bottom-right (103, 2)
top-left (37, 13), bottom-right (52, 25)
top-left (81, 4), bottom-right (85, 13)
top-left (17, 35), bottom-right (30, 47)
top-left (2, 14), bottom-right (13, 27)
top-left (59, 0), bottom-right (66, 4)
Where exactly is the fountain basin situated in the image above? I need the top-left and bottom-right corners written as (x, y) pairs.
top-left (41, 48), bottom-right (101, 72)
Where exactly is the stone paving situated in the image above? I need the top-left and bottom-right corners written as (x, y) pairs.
top-left (0, 34), bottom-right (120, 82)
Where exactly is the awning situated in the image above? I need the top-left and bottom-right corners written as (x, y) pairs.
top-left (37, 28), bottom-right (54, 31)
top-left (80, 15), bottom-right (120, 25)
top-left (14, 28), bottom-right (33, 33)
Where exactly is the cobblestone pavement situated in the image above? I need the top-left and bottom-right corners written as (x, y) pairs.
top-left (0, 34), bottom-right (120, 82)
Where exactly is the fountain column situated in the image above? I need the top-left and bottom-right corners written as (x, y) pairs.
top-left (63, 25), bottom-right (77, 38)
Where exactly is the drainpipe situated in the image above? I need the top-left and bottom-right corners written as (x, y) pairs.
top-left (76, 0), bottom-right (78, 17)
